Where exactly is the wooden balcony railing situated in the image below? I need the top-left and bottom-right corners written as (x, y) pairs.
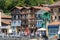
top-left (0, 26), bottom-right (10, 29)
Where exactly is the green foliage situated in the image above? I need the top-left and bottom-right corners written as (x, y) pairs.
top-left (48, 0), bottom-right (54, 4)
top-left (0, 0), bottom-right (5, 9)
top-left (0, 0), bottom-right (55, 15)
top-left (28, 0), bottom-right (37, 6)
top-left (0, 0), bottom-right (18, 13)
top-left (16, 0), bottom-right (25, 6)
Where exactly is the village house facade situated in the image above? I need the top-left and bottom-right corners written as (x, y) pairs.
top-left (1, 13), bottom-right (11, 34)
top-left (11, 7), bottom-right (36, 33)
top-left (11, 6), bottom-right (50, 36)
top-left (0, 10), bottom-right (11, 34)
top-left (48, 1), bottom-right (60, 37)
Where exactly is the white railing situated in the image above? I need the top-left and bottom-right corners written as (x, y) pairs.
top-left (11, 20), bottom-right (21, 26)
top-left (0, 26), bottom-right (10, 29)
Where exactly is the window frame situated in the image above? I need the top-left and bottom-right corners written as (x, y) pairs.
top-left (58, 8), bottom-right (60, 13)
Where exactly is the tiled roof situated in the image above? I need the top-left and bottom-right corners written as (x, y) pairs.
top-left (1, 13), bottom-right (11, 18)
top-left (1, 19), bottom-right (11, 24)
top-left (49, 21), bottom-right (60, 25)
top-left (16, 6), bottom-right (23, 9)
top-left (32, 6), bottom-right (42, 9)
top-left (41, 7), bottom-right (50, 11)
top-left (50, 1), bottom-right (60, 7)
top-left (11, 6), bottom-right (51, 12)
top-left (32, 6), bottom-right (50, 11)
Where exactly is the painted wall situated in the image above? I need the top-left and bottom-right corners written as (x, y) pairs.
top-left (36, 20), bottom-right (42, 28)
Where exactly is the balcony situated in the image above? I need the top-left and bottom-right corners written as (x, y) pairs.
top-left (28, 20), bottom-right (36, 24)
top-left (0, 26), bottom-right (10, 29)
top-left (11, 20), bottom-right (21, 26)
top-left (21, 22), bottom-right (28, 25)
top-left (20, 15), bottom-right (28, 19)
top-left (27, 15), bottom-right (35, 19)
top-left (20, 17), bottom-right (27, 19)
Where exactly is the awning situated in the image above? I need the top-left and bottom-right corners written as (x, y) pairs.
top-left (37, 28), bottom-right (46, 31)
top-left (49, 21), bottom-right (60, 25)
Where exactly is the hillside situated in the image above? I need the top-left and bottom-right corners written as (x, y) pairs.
top-left (0, 0), bottom-right (57, 15)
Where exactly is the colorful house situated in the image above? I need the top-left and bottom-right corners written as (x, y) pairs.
top-left (0, 10), bottom-right (11, 34)
top-left (48, 0), bottom-right (60, 37)
top-left (48, 21), bottom-right (60, 37)
top-left (11, 6), bottom-right (50, 33)
top-left (35, 9), bottom-right (50, 28)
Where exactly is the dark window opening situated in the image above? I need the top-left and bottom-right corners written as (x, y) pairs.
top-left (59, 16), bottom-right (60, 20)
top-left (14, 15), bottom-right (16, 19)
top-left (18, 15), bottom-right (20, 19)
top-left (55, 16), bottom-right (57, 19)
top-left (59, 8), bottom-right (60, 13)
top-left (51, 9), bottom-right (53, 13)
top-left (53, 0), bottom-right (56, 1)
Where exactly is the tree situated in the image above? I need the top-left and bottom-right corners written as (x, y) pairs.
top-left (41, 12), bottom-right (51, 28)
top-left (0, 0), bottom-right (56, 15)
top-left (16, 0), bottom-right (25, 6)
top-left (35, 0), bottom-right (47, 5)
top-left (0, 0), bottom-right (5, 10)
top-left (0, 0), bottom-right (18, 14)
top-left (24, 0), bottom-right (37, 6)
top-left (24, 0), bottom-right (31, 6)
top-left (48, 0), bottom-right (54, 4)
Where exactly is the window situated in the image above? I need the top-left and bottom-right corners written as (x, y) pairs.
top-left (36, 20), bottom-right (42, 27)
top-left (59, 16), bottom-right (60, 20)
top-left (29, 10), bottom-right (31, 13)
top-left (12, 16), bottom-right (14, 19)
top-left (36, 14), bottom-right (42, 20)
top-left (14, 21), bottom-right (16, 24)
top-left (48, 28), bottom-right (58, 36)
top-left (55, 16), bottom-right (57, 20)
top-left (15, 15), bottom-right (20, 19)
top-left (18, 15), bottom-right (20, 19)
top-left (16, 15), bottom-right (18, 19)
top-left (18, 20), bottom-right (21, 24)
top-left (13, 21), bottom-right (16, 24)
top-left (59, 8), bottom-right (60, 13)
top-left (14, 15), bottom-right (16, 19)
top-left (51, 9), bottom-right (53, 13)
top-left (21, 14), bottom-right (28, 19)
